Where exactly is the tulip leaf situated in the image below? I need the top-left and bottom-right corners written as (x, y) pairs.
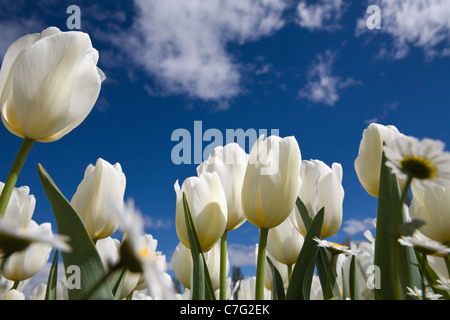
top-left (349, 255), bottom-right (362, 300)
top-left (316, 247), bottom-right (342, 300)
top-left (267, 256), bottom-right (285, 300)
top-left (296, 197), bottom-right (312, 231)
top-left (45, 250), bottom-right (59, 300)
top-left (110, 267), bottom-right (127, 300)
top-left (286, 208), bottom-right (324, 300)
top-left (415, 252), bottom-right (450, 300)
top-left (374, 152), bottom-right (421, 300)
top-left (37, 164), bottom-right (114, 300)
top-left (182, 192), bottom-right (215, 300)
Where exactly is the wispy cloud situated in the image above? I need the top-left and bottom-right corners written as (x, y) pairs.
top-left (356, 0), bottom-right (450, 59)
top-left (342, 217), bottom-right (375, 236)
top-left (295, 0), bottom-right (346, 31)
top-left (298, 50), bottom-right (360, 106)
top-left (113, 0), bottom-right (288, 111)
top-left (227, 243), bottom-right (256, 267)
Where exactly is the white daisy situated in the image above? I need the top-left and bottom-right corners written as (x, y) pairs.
top-left (113, 199), bottom-right (174, 299)
top-left (406, 286), bottom-right (443, 300)
top-left (435, 279), bottom-right (450, 291)
top-left (383, 136), bottom-right (450, 188)
top-left (0, 219), bottom-right (71, 257)
top-left (313, 237), bottom-right (358, 256)
top-left (398, 236), bottom-right (450, 257)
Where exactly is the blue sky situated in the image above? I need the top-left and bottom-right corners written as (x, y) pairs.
top-left (1, 0), bottom-right (450, 278)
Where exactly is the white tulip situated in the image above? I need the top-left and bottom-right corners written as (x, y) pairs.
top-left (71, 158), bottom-right (126, 240)
top-left (172, 241), bottom-right (229, 292)
top-left (1, 289), bottom-right (25, 300)
top-left (354, 123), bottom-right (403, 197)
top-left (175, 172), bottom-right (227, 252)
top-left (0, 27), bottom-right (105, 142)
top-left (241, 135), bottom-right (301, 229)
top-left (267, 212), bottom-right (304, 266)
top-left (2, 221), bottom-right (53, 282)
top-left (197, 143), bottom-right (248, 231)
top-left (290, 160), bottom-right (344, 239)
top-left (410, 182), bottom-right (450, 243)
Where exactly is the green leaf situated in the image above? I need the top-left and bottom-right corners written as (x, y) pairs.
top-left (37, 164), bottom-right (114, 300)
top-left (296, 197), bottom-right (312, 231)
top-left (182, 192), bottom-right (215, 300)
top-left (45, 250), bottom-right (59, 300)
top-left (316, 248), bottom-right (342, 300)
top-left (415, 252), bottom-right (450, 300)
top-left (110, 268), bottom-right (127, 300)
top-left (349, 255), bottom-right (362, 300)
top-left (286, 208), bottom-right (324, 300)
top-left (374, 152), bottom-right (407, 300)
top-left (267, 257), bottom-right (285, 300)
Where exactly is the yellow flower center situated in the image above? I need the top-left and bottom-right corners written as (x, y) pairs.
top-left (400, 156), bottom-right (436, 180)
top-left (138, 246), bottom-right (149, 259)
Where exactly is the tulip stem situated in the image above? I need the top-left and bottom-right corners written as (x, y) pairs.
top-left (0, 138), bottom-right (35, 218)
top-left (255, 227), bottom-right (268, 300)
top-left (220, 230), bottom-right (228, 300)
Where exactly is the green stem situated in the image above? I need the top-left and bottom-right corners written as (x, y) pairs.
top-left (255, 227), bottom-right (269, 300)
top-left (325, 253), bottom-right (337, 300)
top-left (419, 253), bottom-right (428, 300)
top-left (219, 230), bottom-right (228, 300)
top-left (287, 264), bottom-right (292, 283)
top-left (0, 138), bottom-right (35, 218)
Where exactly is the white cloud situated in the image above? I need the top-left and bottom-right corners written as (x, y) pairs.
top-left (356, 0), bottom-right (450, 59)
top-left (227, 243), bottom-right (256, 267)
top-left (119, 0), bottom-right (288, 110)
top-left (342, 217), bottom-right (375, 236)
top-left (298, 50), bottom-right (359, 106)
top-left (295, 0), bottom-right (346, 31)
top-left (143, 215), bottom-right (172, 230)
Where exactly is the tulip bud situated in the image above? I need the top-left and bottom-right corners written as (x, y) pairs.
top-left (241, 135), bottom-right (301, 229)
top-left (354, 123), bottom-right (403, 197)
top-left (290, 160), bottom-right (344, 239)
top-left (197, 143), bottom-right (248, 231)
top-left (175, 172), bottom-right (227, 252)
top-left (71, 158), bottom-right (126, 240)
top-left (0, 27), bottom-right (105, 142)
top-left (172, 241), bottom-right (228, 291)
top-left (267, 212), bottom-right (304, 266)
top-left (409, 182), bottom-right (450, 243)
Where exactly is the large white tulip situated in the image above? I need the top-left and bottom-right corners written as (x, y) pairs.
top-left (290, 160), bottom-right (344, 239)
top-left (267, 211), bottom-right (304, 266)
top-left (241, 135), bottom-right (301, 229)
top-left (175, 172), bottom-right (227, 252)
top-left (409, 182), bottom-right (450, 243)
top-left (354, 123), bottom-right (403, 197)
top-left (197, 143), bottom-right (248, 231)
top-left (71, 158), bottom-right (126, 240)
top-left (0, 27), bottom-right (105, 142)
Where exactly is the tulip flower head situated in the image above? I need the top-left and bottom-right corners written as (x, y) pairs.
top-left (354, 123), bottom-right (403, 197)
top-left (71, 158), bottom-right (126, 240)
top-left (175, 172), bottom-right (228, 252)
top-left (197, 143), bottom-right (248, 231)
top-left (0, 27), bottom-right (105, 142)
top-left (241, 135), bottom-right (301, 229)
